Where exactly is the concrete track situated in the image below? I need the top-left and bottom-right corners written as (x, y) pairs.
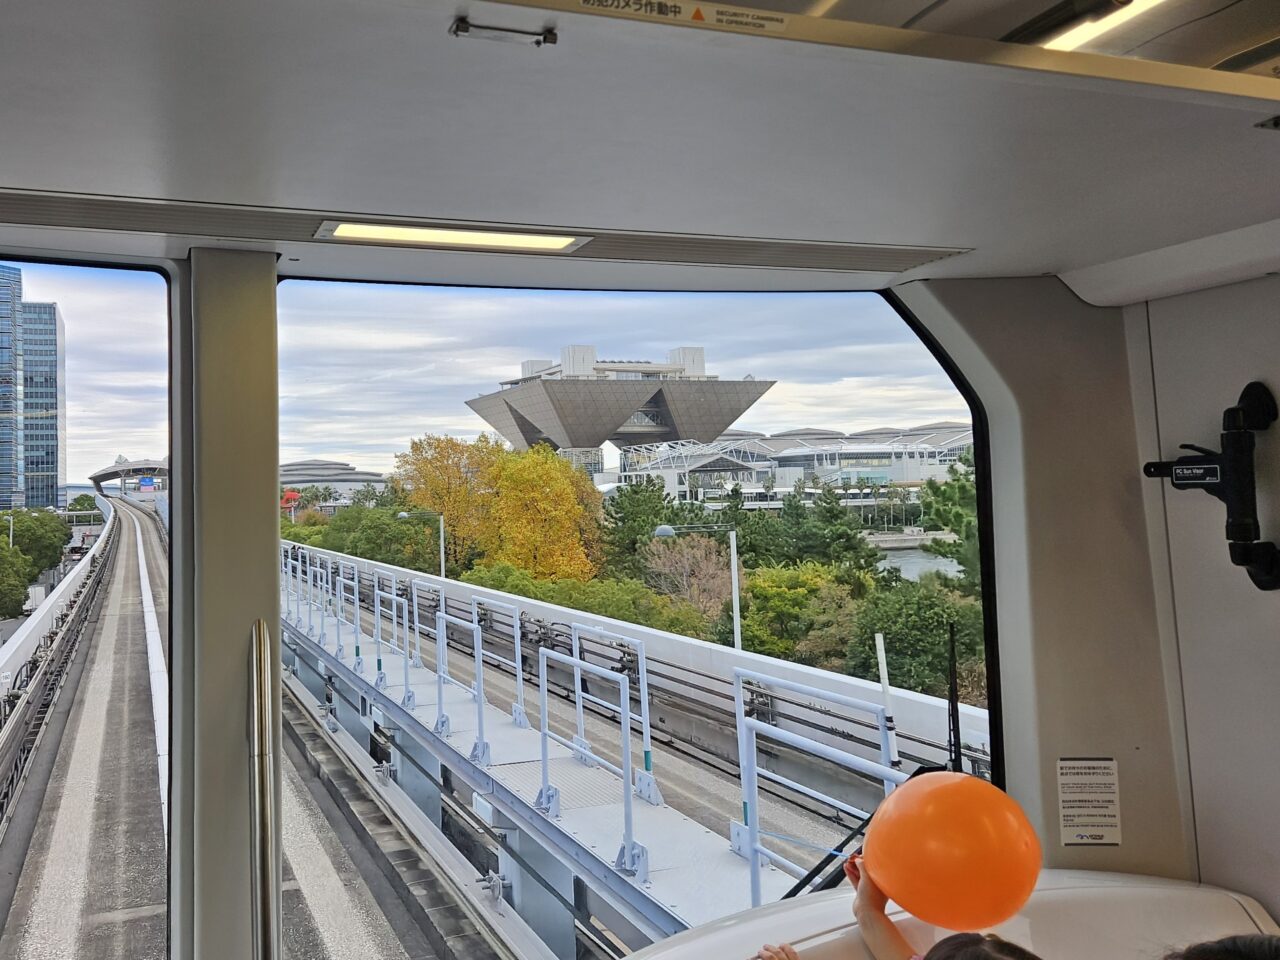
top-left (0, 501), bottom-right (428, 960)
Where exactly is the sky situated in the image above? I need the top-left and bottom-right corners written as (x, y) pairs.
top-left (3, 262), bottom-right (971, 485)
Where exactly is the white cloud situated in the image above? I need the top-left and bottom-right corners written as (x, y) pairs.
top-left (4, 264), bottom-right (971, 485)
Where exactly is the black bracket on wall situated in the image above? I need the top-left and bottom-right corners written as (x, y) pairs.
top-left (1144, 382), bottom-right (1280, 591)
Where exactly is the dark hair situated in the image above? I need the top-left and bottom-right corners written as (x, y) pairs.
top-left (924, 933), bottom-right (1043, 960)
top-left (1165, 936), bottom-right (1280, 960)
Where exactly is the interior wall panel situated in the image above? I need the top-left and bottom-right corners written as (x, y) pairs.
top-left (1142, 274), bottom-right (1280, 918)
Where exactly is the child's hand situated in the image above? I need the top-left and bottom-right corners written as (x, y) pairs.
top-left (757, 945), bottom-right (799, 960)
top-left (847, 855), bottom-right (889, 919)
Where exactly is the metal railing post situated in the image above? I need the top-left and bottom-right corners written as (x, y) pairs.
top-left (469, 622), bottom-right (490, 766)
top-left (472, 597), bottom-right (529, 728)
top-left (571, 623), bottom-right (662, 804)
top-left (568, 625), bottom-right (590, 760)
top-left (393, 595), bottom-right (414, 710)
top-left (433, 610), bottom-right (449, 737)
top-left (744, 724), bottom-right (762, 908)
top-left (534, 648), bottom-right (649, 882)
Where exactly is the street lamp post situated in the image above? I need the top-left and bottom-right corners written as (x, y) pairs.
top-left (653, 522), bottom-right (742, 651)
top-left (397, 511), bottom-right (446, 578)
top-left (6, 515), bottom-right (11, 549)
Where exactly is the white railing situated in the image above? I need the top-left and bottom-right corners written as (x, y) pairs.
top-left (570, 622), bottom-right (662, 805)
top-left (0, 496), bottom-right (117, 693)
top-left (535, 647), bottom-right (649, 883)
top-left (730, 668), bottom-right (909, 907)
top-left (281, 540), bottom-right (990, 770)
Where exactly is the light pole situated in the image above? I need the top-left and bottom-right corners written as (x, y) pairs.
top-left (6, 514), bottom-right (11, 549)
top-left (653, 522), bottom-right (742, 651)
top-left (397, 511), bottom-right (446, 578)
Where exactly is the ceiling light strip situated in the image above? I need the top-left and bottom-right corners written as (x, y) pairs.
top-left (324, 221), bottom-right (589, 252)
top-left (1043, 0), bottom-right (1174, 52)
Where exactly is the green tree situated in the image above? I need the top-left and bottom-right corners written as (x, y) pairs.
top-left (600, 477), bottom-right (703, 579)
top-left (316, 505), bottom-right (372, 553)
top-left (280, 515), bottom-right (325, 546)
top-left (736, 508), bottom-right (785, 567)
top-left (777, 480), bottom-right (809, 563)
top-left (68, 493), bottom-right (98, 512)
top-left (845, 581), bottom-right (983, 699)
top-left (346, 511), bottom-right (406, 566)
top-left (799, 485), bottom-right (883, 570)
top-left (0, 543), bottom-right (30, 618)
top-left (461, 563), bottom-right (709, 638)
top-left (718, 562), bottom-right (834, 658)
top-left (3, 511), bottom-right (70, 578)
top-left (350, 483), bottom-right (382, 508)
top-left (920, 456), bottom-right (981, 596)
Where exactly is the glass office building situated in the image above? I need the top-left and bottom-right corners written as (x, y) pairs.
top-left (0, 266), bottom-right (24, 510)
top-left (21, 301), bottom-right (66, 508)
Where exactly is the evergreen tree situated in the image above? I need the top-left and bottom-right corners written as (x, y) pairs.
top-left (920, 455), bottom-right (981, 596)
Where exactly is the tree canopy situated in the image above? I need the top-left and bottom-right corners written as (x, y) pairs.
top-left (68, 493), bottom-right (99, 512)
top-left (286, 435), bottom-right (989, 704)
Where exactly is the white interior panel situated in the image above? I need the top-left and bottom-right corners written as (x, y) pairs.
top-left (1137, 274), bottom-right (1280, 920)
top-left (0, 0), bottom-right (1279, 293)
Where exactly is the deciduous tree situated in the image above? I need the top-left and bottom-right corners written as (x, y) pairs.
top-left (394, 434), bottom-right (507, 568)
top-left (640, 533), bottom-right (734, 618)
top-left (487, 445), bottom-right (601, 580)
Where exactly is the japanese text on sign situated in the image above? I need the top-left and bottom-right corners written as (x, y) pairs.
top-left (579, 0), bottom-right (789, 34)
top-left (1058, 757), bottom-right (1121, 846)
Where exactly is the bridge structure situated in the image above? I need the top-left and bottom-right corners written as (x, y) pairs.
top-left (88, 457), bottom-right (169, 496)
top-left (279, 540), bottom-right (991, 957)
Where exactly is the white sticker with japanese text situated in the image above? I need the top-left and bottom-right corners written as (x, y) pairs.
top-left (1058, 757), bottom-right (1121, 846)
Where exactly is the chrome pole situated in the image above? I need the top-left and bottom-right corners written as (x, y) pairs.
top-left (248, 619), bottom-right (280, 960)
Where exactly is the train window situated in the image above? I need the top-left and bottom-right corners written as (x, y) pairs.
top-left (0, 261), bottom-right (170, 953)
top-left (275, 280), bottom-right (993, 955)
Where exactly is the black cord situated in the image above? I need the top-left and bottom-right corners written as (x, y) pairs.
top-left (901, 0), bottom-right (953, 30)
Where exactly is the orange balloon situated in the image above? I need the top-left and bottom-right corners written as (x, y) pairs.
top-left (861, 772), bottom-right (1041, 932)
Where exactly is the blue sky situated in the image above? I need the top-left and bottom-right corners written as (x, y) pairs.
top-left (5, 263), bottom-right (970, 485)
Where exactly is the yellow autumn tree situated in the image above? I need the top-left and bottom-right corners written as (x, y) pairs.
top-left (487, 444), bottom-right (602, 581)
top-left (393, 433), bottom-right (506, 567)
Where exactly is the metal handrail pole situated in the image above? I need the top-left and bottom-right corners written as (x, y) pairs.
top-left (248, 619), bottom-right (280, 960)
top-left (747, 718), bottom-right (909, 787)
top-left (734, 667), bottom-right (891, 719)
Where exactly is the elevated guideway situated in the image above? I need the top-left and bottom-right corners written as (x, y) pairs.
top-left (0, 499), bottom-right (435, 960)
top-left (281, 542), bottom-right (991, 955)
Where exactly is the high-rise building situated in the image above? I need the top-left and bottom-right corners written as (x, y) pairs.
top-left (22, 301), bottom-right (66, 508)
top-left (0, 267), bottom-right (25, 510)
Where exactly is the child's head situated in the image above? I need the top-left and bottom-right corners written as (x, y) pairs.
top-left (924, 933), bottom-right (1043, 960)
top-left (1165, 936), bottom-right (1280, 960)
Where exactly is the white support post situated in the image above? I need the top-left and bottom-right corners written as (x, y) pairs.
top-left (729, 530), bottom-right (742, 652)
